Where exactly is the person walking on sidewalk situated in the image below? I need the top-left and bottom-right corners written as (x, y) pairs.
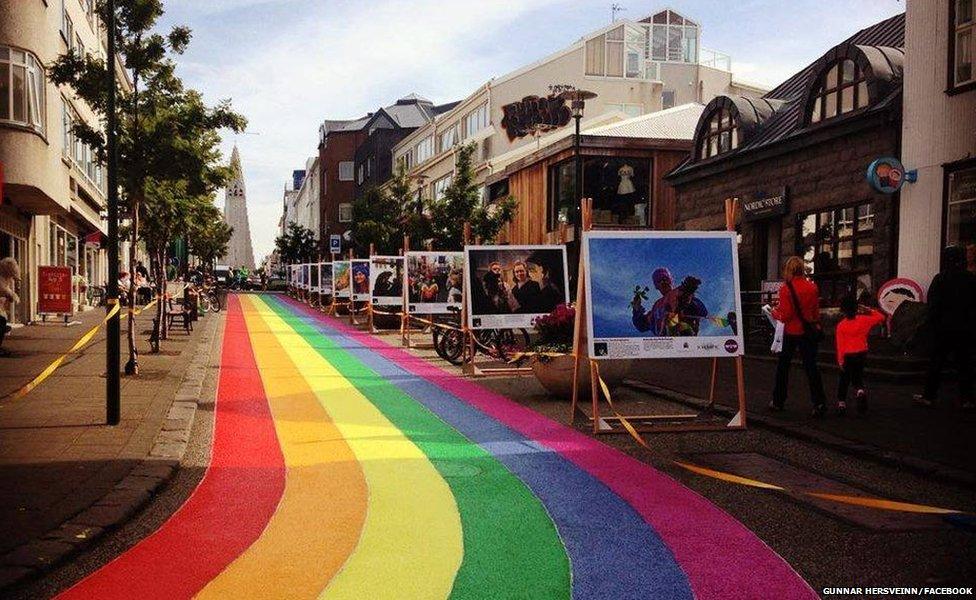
top-left (769, 256), bottom-right (828, 417)
top-left (914, 246), bottom-right (976, 410)
top-left (0, 257), bottom-right (20, 356)
top-left (835, 293), bottom-right (885, 415)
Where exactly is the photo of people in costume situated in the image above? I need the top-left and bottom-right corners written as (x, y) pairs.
top-left (405, 252), bottom-right (464, 314)
top-left (351, 260), bottom-right (370, 301)
top-left (319, 262), bottom-right (333, 295)
top-left (332, 261), bottom-right (351, 299)
top-left (584, 231), bottom-right (743, 359)
top-left (465, 245), bottom-right (569, 329)
top-left (370, 256), bottom-right (405, 306)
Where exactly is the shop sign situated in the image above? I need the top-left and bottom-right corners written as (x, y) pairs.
top-left (877, 277), bottom-right (924, 317)
top-left (38, 266), bottom-right (73, 315)
top-left (500, 94), bottom-right (571, 141)
top-left (84, 231), bottom-right (103, 248)
top-left (741, 188), bottom-right (788, 222)
top-left (866, 157), bottom-right (916, 194)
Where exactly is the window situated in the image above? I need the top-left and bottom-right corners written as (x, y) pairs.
top-left (0, 46), bottom-right (46, 135)
top-left (698, 107), bottom-right (738, 159)
top-left (606, 103), bottom-right (642, 118)
top-left (945, 163), bottom-right (976, 250)
top-left (952, 0), bottom-right (975, 88)
top-left (338, 161), bottom-right (354, 181)
top-left (338, 203), bottom-right (353, 223)
top-left (548, 156), bottom-right (651, 230)
top-left (662, 90), bottom-right (675, 109)
top-left (585, 21), bottom-right (682, 80)
top-left (61, 6), bottom-right (75, 44)
top-left (356, 163), bottom-right (364, 185)
top-left (75, 34), bottom-right (85, 58)
top-left (797, 202), bottom-right (875, 305)
top-left (433, 174), bottom-right (453, 202)
top-left (464, 103), bottom-right (489, 138)
top-left (648, 10), bottom-right (699, 64)
top-left (415, 135), bottom-right (434, 164)
top-left (438, 124), bottom-right (458, 153)
top-left (61, 98), bottom-right (72, 156)
top-left (808, 59), bottom-right (869, 124)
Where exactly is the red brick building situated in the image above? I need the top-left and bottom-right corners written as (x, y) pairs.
top-left (666, 14), bottom-right (905, 305)
top-left (318, 118), bottom-right (369, 254)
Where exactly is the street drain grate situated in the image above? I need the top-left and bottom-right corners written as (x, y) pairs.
top-left (432, 461), bottom-right (482, 478)
top-left (683, 452), bottom-right (948, 531)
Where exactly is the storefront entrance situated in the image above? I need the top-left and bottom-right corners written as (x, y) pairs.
top-left (0, 230), bottom-right (29, 324)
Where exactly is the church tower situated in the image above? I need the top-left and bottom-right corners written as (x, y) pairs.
top-left (220, 146), bottom-right (256, 270)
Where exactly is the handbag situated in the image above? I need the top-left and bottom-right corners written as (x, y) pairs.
top-left (785, 280), bottom-right (824, 343)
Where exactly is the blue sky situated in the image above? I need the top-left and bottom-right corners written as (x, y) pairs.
top-left (589, 235), bottom-right (738, 337)
top-left (159, 0), bottom-right (904, 263)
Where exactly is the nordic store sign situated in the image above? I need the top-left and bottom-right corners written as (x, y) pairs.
top-left (500, 94), bottom-right (572, 140)
top-left (741, 188), bottom-right (789, 222)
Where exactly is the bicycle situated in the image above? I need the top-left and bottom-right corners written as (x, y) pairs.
top-left (434, 307), bottom-right (530, 365)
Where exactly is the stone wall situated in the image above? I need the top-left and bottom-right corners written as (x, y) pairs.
top-left (671, 123), bottom-right (900, 294)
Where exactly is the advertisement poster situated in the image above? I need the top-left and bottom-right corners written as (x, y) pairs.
top-left (333, 261), bottom-right (351, 299)
top-left (370, 256), bottom-right (404, 306)
top-left (38, 266), bottom-right (73, 314)
top-left (301, 264), bottom-right (310, 289)
top-left (310, 261), bottom-right (320, 293)
top-left (351, 260), bottom-right (371, 302)
top-left (319, 262), bottom-right (333, 295)
top-left (465, 245), bottom-right (569, 329)
top-left (583, 231), bottom-right (743, 359)
top-left (405, 251), bottom-right (464, 315)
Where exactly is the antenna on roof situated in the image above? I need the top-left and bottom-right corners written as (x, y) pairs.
top-left (611, 3), bottom-right (626, 22)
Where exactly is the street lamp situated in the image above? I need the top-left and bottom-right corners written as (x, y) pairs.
top-left (557, 88), bottom-right (597, 228)
top-left (105, 0), bottom-right (120, 425)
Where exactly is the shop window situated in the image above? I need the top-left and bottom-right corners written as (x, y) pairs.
top-left (698, 107), bottom-right (739, 159)
top-left (797, 202), bottom-right (875, 306)
top-left (952, 0), bottom-right (975, 89)
top-left (945, 163), bottom-right (976, 250)
top-left (808, 58), bottom-right (869, 124)
top-left (548, 156), bottom-right (651, 230)
top-left (0, 46), bottom-right (46, 135)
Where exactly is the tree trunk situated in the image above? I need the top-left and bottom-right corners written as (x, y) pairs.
top-left (125, 203), bottom-right (139, 375)
top-left (151, 248), bottom-right (165, 345)
top-left (158, 248), bottom-right (169, 340)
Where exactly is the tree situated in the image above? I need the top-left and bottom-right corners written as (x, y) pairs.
top-left (189, 212), bottom-right (233, 270)
top-left (351, 186), bottom-right (402, 255)
top-left (428, 142), bottom-right (516, 249)
top-left (274, 223), bottom-right (317, 265)
top-left (389, 158), bottom-right (431, 249)
top-left (49, 0), bottom-right (245, 374)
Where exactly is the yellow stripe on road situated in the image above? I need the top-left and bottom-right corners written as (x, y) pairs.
top-left (249, 295), bottom-right (464, 600)
top-left (197, 295), bottom-right (368, 599)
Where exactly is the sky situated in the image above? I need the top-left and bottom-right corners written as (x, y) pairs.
top-left (159, 0), bottom-right (905, 264)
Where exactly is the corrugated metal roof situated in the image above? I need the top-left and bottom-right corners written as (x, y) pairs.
top-left (585, 103), bottom-right (704, 139)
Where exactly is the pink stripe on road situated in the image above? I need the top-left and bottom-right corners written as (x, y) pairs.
top-left (287, 297), bottom-right (816, 600)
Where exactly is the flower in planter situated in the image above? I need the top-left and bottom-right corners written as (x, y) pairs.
top-left (524, 303), bottom-right (576, 363)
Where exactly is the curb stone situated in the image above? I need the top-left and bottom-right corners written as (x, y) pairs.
top-left (622, 379), bottom-right (976, 489)
top-left (0, 314), bottom-right (221, 591)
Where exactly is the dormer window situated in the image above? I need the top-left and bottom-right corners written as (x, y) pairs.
top-left (809, 58), bottom-right (869, 124)
top-left (699, 108), bottom-right (739, 159)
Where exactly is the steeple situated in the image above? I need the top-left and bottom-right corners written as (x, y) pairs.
top-left (220, 145), bottom-right (256, 270)
top-left (229, 144), bottom-right (243, 179)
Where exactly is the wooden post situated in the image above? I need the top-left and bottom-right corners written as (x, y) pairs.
top-left (348, 248), bottom-right (355, 325)
top-left (402, 235), bottom-right (410, 345)
top-left (461, 223), bottom-right (474, 374)
top-left (367, 243), bottom-right (375, 332)
top-left (727, 196), bottom-right (747, 428)
top-left (570, 198), bottom-right (593, 423)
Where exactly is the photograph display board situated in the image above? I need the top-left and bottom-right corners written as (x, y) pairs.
top-left (405, 251), bottom-right (464, 314)
top-left (319, 262), bottom-right (333, 295)
top-left (583, 231), bottom-right (744, 359)
top-left (301, 263), bottom-right (310, 289)
top-left (370, 256), bottom-right (404, 306)
top-left (351, 260), bottom-right (371, 302)
top-left (465, 245), bottom-right (569, 329)
top-left (333, 261), bottom-right (351, 299)
top-left (310, 261), bottom-right (320, 293)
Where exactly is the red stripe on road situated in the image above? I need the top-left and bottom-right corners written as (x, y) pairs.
top-left (58, 295), bottom-right (286, 600)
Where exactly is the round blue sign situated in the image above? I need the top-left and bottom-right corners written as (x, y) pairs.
top-left (866, 157), bottom-right (905, 194)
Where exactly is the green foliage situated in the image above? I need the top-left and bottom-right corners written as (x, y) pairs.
top-left (275, 223), bottom-right (317, 264)
top-left (428, 143), bottom-right (517, 249)
top-left (189, 212), bottom-right (233, 268)
top-left (352, 186), bottom-right (402, 255)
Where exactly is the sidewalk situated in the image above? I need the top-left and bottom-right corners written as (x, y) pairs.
top-left (0, 304), bottom-right (221, 586)
top-left (627, 355), bottom-right (976, 478)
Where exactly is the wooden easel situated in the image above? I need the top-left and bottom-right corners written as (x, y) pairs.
top-left (570, 197), bottom-right (748, 434)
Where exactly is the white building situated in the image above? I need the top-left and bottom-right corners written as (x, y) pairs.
top-left (898, 0), bottom-right (976, 286)
top-left (220, 146), bottom-right (256, 270)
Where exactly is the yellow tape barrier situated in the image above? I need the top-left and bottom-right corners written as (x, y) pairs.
top-left (589, 365), bottom-right (967, 516)
top-left (6, 297), bottom-right (159, 402)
